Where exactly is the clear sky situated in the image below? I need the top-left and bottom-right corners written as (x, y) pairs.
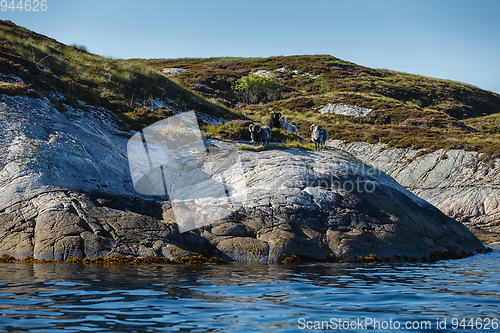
top-left (2, 0), bottom-right (500, 93)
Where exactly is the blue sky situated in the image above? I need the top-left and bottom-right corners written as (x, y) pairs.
top-left (2, 0), bottom-right (500, 93)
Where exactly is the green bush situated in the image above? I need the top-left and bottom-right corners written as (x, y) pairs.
top-left (232, 74), bottom-right (280, 104)
top-left (324, 59), bottom-right (354, 67)
top-left (70, 44), bottom-right (89, 52)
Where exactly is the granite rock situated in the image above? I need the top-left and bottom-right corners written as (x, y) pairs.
top-left (329, 140), bottom-right (500, 241)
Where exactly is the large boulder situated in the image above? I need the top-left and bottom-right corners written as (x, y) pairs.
top-left (0, 94), bottom-right (487, 262)
top-left (201, 144), bottom-right (486, 263)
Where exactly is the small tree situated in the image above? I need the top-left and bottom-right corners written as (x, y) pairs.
top-left (232, 74), bottom-right (280, 104)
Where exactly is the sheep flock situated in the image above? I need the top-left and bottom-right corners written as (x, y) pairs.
top-left (248, 111), bottom-right (328, 151)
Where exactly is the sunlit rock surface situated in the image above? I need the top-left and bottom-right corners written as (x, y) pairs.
top-left (0, 94), bottom-right (487, 262)
top-left (329, 140), bottom-right (500, 242)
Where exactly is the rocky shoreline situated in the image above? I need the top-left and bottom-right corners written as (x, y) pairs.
top-left (0, 94), bottom-right (489, 263)
top-left (329, 140), bottom-right (500, 244)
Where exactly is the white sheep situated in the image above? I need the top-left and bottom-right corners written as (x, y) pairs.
top-left (280, 117), bottom-right (299, 135)
top-left (310, 125), bottom-right (328, 150)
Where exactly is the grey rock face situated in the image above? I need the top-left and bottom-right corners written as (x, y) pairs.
top-left (0, 94), bottom-right (486, 262)
top-left (200, 147), bottom-right (485, 263)
top-left (162, 68), bottom-right (187, 75)
top-left (329, 140), bottom-right (500, 238)
top-left (317, 103), bottom-right (372, 117)
top-left (0, 95), bottom-right (135, 209)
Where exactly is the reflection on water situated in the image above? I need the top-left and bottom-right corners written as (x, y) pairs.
top-left (0, 247), bottom-right (499, 332)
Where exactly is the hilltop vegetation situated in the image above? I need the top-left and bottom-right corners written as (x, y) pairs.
top-left (145, 55), bottom-right (500, 119)
top-left (1, 20), bottom-right (500, 158)
top-left (0, 20), bottom-right (240, 132)
top-left (143, 56), bottom-right (500, 159)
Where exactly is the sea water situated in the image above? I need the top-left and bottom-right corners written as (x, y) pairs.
top-left (0, 246), bottom-right (499, 332)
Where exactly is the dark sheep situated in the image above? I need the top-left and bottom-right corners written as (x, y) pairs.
top-left (249, 124), bottom-right (272, 146)
top-left (266, 111), bottom-right (282, 129)
top-left (310, 124), bottom-right (328, 150)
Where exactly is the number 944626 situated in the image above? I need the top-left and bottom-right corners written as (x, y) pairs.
top-left (1, 0), bottom-right (47, 11)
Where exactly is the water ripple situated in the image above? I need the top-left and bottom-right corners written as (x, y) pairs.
top-left (0, 248), bottom-right (498, 332)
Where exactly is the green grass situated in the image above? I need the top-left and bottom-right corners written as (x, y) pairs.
top-left (201, 119), bottom-right (305, 144)
top-left (201, 119), bottom-right (254, 141)
top-left (237, 141), bottom-right (314, 152)
top-left (0, 81), bottom-right (40, 98)
top-left (464, 113), bottom-right (500, 134)
top-left (324, 59), bottom-right (354, 67)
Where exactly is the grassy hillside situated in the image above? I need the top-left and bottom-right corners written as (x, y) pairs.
top-left (0, 20), bottom-right (241, 131)
top-left (143, 56), bottom-right (500, 159)
top-left (1, 21), bottom-right (500, 159)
